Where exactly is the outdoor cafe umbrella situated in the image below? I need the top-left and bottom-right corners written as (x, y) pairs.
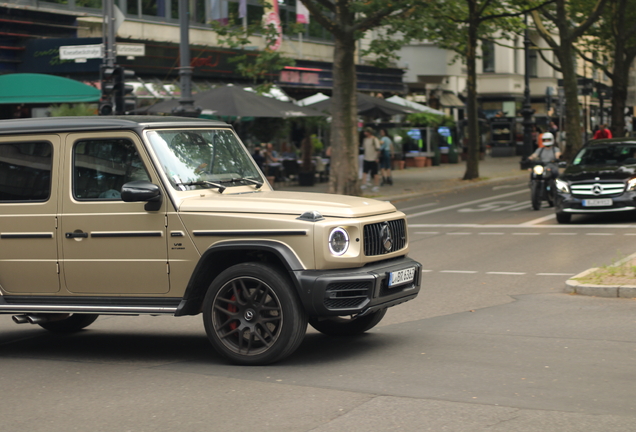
top-left (143, 84), bottom-right (323, 118)
top-left (307, 92), bottom-right (418, 117)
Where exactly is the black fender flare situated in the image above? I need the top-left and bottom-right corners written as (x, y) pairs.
top-left (175, 240), bottom-right (307, 316)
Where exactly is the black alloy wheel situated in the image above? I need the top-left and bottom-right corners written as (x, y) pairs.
top-left (38, 314), bottom-right (99, 333)
top-left (308, 308), bottom-right (387, 336)
top-left (203, 262), bottom-right (307, 365)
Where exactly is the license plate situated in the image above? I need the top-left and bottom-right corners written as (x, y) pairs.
top-left (388, 267), bottom-right (416, 288)
top-left (582, 198), bottom-right (613, 207)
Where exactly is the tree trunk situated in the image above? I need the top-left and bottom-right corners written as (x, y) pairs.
top-left (463, 3), bottom-right (479, 180)
top-left (328, 33), bottom-right (359, 195)
top-left (610, 64), bottom-right (628, 138)
top-left (558, 43), bottom-right (583, 160)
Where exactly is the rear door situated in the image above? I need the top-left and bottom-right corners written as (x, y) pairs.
top-left (59, 132), bottom-right (170, 295)
top-left (0, 136), bottom-right (60, 294)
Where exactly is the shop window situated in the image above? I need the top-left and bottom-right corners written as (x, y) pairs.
top-left (482, 40), bottom-right (495, 73)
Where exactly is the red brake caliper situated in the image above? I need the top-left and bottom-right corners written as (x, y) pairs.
top-left (228, 294), bottom-right (238, 330)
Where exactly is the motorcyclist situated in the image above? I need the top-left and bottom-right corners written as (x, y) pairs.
top-left (529, 132), bottom-right (560, 162)
top-left (529, 132), bottom-right (561, 178)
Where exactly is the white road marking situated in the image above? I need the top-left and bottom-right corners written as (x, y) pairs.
top-left (492, 202), bottom-right (531, 212)
top-left (513, 233), bottom-right (541, 235)
top-left (486, 272), bottom-right (526, 275)
top-left (493, 183), bottom-right (527, 190)
top-left (415, 231), bottom-right (439, 235)
top-left (440, 270), bottom-right (479, 274)
top-left (447, 232), bottom-right (471, 235)
top-left (549, 233), bottom-right (577, 235)
top-left (521, 214), bottom-right (556, 225)
top-left (407, 189), bottom-right (527, 218)
top-left (537, 273), bottom-right (576, 276)
top-left (586, 233), bottom-right (615, 236)
top-left (478, 232), bottom-right (504, 235)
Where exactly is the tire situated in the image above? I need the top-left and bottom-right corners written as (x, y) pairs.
top-left (556, 212), bottom-right (571, 224)
top-left (202, 262), bottom-right (307, 365)
top-left (308, 308), bottom-right (387, 336)
top-left (38, 314), bottom-right (99, 333)
top-left (531, 181), bottom-right (542, 210)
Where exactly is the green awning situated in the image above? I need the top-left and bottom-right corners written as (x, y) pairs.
top-left (0, 73), bottom-right (101, 104)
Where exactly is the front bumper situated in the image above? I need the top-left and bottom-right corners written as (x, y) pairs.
top-left (292, 256), bottom-right (422, 317)
top-left (555, 192), bottom-right (636, 214)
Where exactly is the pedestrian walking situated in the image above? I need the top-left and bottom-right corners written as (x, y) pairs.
top-left (361, 127), bottom-right (381, 192)
top-left (379, 128), bottom-right (394, 186)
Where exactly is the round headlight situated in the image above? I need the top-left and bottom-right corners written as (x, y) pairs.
top-left (533, 165), bottom-right (545, 175)
top-left (328, 227), bottom-right (349, 256)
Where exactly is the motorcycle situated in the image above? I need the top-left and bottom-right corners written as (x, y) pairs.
top-left (529, 161), bottom-right (558, 210)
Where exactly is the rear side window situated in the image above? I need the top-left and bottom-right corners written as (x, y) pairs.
top-left (0, 141), bottom-right (52, 202)
top-left (73, 138), bottom-right (150, 200)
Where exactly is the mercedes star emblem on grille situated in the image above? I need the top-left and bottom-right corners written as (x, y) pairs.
top-left (592, 184), bottom-right (603, 195)
top-left (380, 222), bottom-right (393, 252)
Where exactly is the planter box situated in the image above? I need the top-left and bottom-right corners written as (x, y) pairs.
top-left (413, 156), bottom-right (427, 168)
top-left (393, 160), bottom-right (405, 170)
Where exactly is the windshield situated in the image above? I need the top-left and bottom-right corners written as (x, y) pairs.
top-left (572, 144), bottom-right (636, 166)
top-left (146, 129), bottom-right (262, 191)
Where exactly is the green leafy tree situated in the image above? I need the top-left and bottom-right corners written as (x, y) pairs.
top-left (417, 0), bottom-right (549, 180)
top-left (572, 0), bottom-right (636, 137)
top-left (531, 0), bottom-right (607, 159)
top-left (50, 103), bottom-right (97, 116)
top-left (298, 0), bottom-right (431, 195)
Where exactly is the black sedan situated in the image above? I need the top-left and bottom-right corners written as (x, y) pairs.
top-left (555, 138), bottom-right (636, 223)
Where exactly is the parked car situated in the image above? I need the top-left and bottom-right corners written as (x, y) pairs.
top-left (0, 116), bottom-right (421, 365)
top-left (555, 138), bottom-right (636, 223)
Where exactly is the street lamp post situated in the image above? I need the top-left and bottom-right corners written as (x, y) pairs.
top-left (521, 13), bottom-right (535, 164)
top-left (173, 0), bottom-right (200, 117)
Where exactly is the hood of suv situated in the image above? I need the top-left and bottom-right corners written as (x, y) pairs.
top-left (561, 164), bottom-right (636, 182)
top-left (178, 190), bottom-right (397, 218)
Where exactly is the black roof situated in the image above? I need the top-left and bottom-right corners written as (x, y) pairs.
top-left (584, 138), bottom-right (636, 146)
top-left (0, 116), bottom-right (230, 135)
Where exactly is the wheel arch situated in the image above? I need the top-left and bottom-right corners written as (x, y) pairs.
top-left (175, 240), bottom-right (306, 316)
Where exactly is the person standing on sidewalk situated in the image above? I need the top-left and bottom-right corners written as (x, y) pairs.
top-left (379, 128), bottom-right (394, 186)
top-left (362, 127), bottom-right (381, 192)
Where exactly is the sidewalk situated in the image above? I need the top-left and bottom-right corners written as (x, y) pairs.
top-left (275, 155), bottom-right (527, 202)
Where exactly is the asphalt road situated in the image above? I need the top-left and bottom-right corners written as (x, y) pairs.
top-left (2, 178), bottom-right (636, 431)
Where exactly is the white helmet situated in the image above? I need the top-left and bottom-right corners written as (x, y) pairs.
top-left (542, 132), bottom-right (555, 147)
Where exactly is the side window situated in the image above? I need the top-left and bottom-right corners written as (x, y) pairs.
top-left (73, 138), bottom-right (150, 200)
top-left (0, 141), bottom-right (52, 202)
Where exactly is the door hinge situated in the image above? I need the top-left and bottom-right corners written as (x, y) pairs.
top-left (167, 262), bottom-right (170, 274)
top-left (56, 263), bottom-right (60, 274)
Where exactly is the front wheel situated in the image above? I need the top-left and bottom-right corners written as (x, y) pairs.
top-left (308, 308), bottom-right (387, 336)
top-left (38, 314), bottom-right (99, 333)
top-left (530, 181), bottom-right (542, 210)
top-left (202, 263), bottom-right (307, 365)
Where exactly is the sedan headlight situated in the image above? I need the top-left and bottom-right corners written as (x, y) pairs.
top-left (555, 178), bottom-right (570, 193)
top-left (328, 227), bottom-right (349, 256)
top-left (533, 164), bottom-right (545, 175)
top-left (627, 178), bottom-right (636, 191)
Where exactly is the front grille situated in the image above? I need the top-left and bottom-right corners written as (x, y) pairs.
top-left (363, 219), bottom-right (407, 256)
top-left (571, 182), bottom-right (625, 198)
top-left (324, 281), bottom-right (371, 310)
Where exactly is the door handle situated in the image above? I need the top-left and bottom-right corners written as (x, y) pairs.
top-left (65, 232), bottom-right (88, 238)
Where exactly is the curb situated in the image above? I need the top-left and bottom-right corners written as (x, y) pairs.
top-left (565, 252), bottom-right (636, 299)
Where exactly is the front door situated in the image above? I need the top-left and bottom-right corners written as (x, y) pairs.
top-left (0, 137), bottom-right (60, 294)
top-left (60, 132), bottom-right (169, 295)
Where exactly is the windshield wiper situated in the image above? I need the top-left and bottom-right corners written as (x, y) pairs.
top-left (221, 177), bottom-right (263, 189)
top-left (175, 181), bottom-right (226, 193)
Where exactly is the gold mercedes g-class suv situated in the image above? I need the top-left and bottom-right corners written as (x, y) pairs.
top-left (0, 116), bottom-right (421, 365)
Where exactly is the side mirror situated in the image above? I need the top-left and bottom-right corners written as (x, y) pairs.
top-left (121, 181), bottom-right (162, 211)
